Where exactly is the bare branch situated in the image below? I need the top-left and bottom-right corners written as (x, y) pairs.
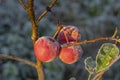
top-left (27, 0), bottom-right (35, 22)
top-left (36, 59), bottom-right (45, 80)
top-left (27, 0), bottom-right (45, 80)
top-left (63, 37), bottom-right (112, 47)
top-left (62, 27), bottom-right (119, 47)
top-left (0, 54), bottom-right (36, 68)
top-left (27, 0), bottom-right (39, 44)
top-left (36, 0), bottom-right (57, 24)
top-left (18, 0), bottom-right (28, 10)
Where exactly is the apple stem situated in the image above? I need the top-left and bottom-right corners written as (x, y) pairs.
top-left (53, 20), bottom-right (63, 39)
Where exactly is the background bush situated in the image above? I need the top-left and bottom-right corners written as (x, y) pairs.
top-left (0, 0), bottom-right (120, 80)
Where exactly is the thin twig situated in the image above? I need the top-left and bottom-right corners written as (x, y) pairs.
top-left (93, 71), bottom-right (104, 80)
top-left (112, 27), bottom-right (118, 38)
top-left (63, 37), bottom-right (114, 47)
top-left (36, 0), bottom-right (57, 24)
top-left (53, 20), bottom-right (63, 39)
top-left (88, 74), bottom-right (92, 80)
top-left (63, 27), bottom-right (119, 47)
top-left (0, 54), bottom-right (36, 68)
top-left (18, 0), bottom-right (28, 10)
top-left (93, 55), bottom-right (120, 80)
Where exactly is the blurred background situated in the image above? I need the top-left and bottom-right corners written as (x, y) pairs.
top-left (0, 0), bottom-right (120, 80)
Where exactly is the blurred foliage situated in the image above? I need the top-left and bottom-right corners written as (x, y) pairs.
top-left (0, 0), bottom-right (120, 80)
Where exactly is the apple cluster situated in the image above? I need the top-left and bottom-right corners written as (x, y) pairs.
top-left (34, 25), bottom-right (83, 64)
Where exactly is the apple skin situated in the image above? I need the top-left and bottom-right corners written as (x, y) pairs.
top-left (34, 36), bottom-right (60, 62)
top-left (57, 25), bottom-right (80, 44)
top-left (59, 44), bottom-right (83, 64)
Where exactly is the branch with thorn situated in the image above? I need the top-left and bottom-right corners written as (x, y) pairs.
top-left (36, 0), bottom-right (57, 24)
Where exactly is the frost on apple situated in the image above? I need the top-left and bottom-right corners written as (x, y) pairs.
top-left (57, 25), bottom-right (80, 44)
top-left (34, 36), bottom-right (60, 62)
top-left (59, 43), bottom-right (83, 64)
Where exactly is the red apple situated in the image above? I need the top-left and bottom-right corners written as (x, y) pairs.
top-left (59, 44), bottom-right (83, 64)
top-left (34, 36), bottom-right (60, 62)
top-left (57, 25), bottom-right (80, 44)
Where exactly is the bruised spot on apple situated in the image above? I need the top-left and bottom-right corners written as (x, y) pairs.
top-left (57, 25), bottom-right (80, 44)
top-left (34, 36), bottom-right (60, 62)
top-left (59, 44), bottom-right (83, 64)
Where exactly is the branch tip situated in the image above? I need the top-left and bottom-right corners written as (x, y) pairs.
top-left (112, 27), bottom-right (118, 38)
top-left (18, 0), bottom-right (28, 10)
top-left (0, 54), bottom-right (36, 68)
top-left (36, 0), bottom-right (57, 24)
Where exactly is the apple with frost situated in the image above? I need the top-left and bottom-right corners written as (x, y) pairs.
top-left (59, 44), bottom-right (83, 64)
top-left (57, 25), bottom-right (80, 44)
top-left (34, 36), bottom-right (60, 62)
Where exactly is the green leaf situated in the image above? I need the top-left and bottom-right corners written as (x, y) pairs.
top-left (96, 43), bottom-right (119, 72)
top-left (84, 57), bottom-right (96, 74)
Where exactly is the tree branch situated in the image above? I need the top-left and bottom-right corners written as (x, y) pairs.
top-left (27, 0), bottom-right (45, 80)
top-left (19, 0), bottom-right (57, 79)
top-left (63, 37), bottom-right (118, 47)
top-left (27, 0), bottom-right (38, 44)
top-left (63, 27), bottom-right (119, 47)
top-left (36, 0), bottom-right (57, 24)
top-left (18, 0), bottom-right (28, 10)
top-left (0, 54), bottom-right (36, 68)
top-left (19, 0), bottom-right (45, 80)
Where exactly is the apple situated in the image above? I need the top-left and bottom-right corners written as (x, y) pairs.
top-left (59, 44), bottom-right (83, 64)
top-left (34, 36), bottom-right (60, 62)
top-left (57, 25), bottom-right (80, 44)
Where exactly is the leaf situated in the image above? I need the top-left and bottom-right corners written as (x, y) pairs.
top-left (84, 57), bottom-right (96, 74)
top-left (96, 43), bottom-right (119, 72)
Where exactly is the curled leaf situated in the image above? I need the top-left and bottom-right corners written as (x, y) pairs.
top-left (84, 57), bottom-right (96, 74)
top-left (96, 43), bottom-right (119, 72)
